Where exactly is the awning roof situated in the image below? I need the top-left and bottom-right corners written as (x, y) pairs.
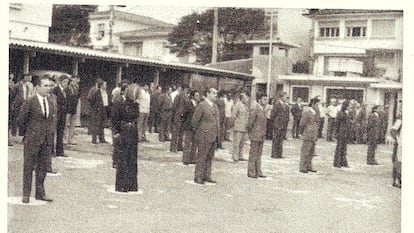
top-left (371, 81), bottom-right (403, 90)
top-left (9, 39), bottom-right (254, 81)
top-left (278, 75), bottom-right (379, 84)
top-left (245, 40), bottom-right (300, 49)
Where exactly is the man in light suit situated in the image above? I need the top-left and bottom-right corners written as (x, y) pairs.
top-left (18, 75), bottom-right (56, 203)
top-left (246, 94), bottom-right (268, 178)
top-left (270, 92), bottom-right (289, 158)
top-left (231, 92), bottom-right (249, 162)
top-left (299, 97), bottom-right (320, 173)
top-left (192, 87), bottom-right (220, 184)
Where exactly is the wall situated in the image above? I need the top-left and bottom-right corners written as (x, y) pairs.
top-left (89, 15), bottom-right (147, 50)
top-left (9, 4), bottom-right (53, 42)
top-left (313, 14), bottom-right (403, 52)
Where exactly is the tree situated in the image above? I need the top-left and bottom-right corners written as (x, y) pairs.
top-left (168, 8), bottom-right (267, 64)
top-left (49, 5), bottom-right (97, 46)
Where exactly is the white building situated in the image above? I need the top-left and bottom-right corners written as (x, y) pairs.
top-left (88, 8), bottom-right (188, 62)
top-left (9, 3), bottom-right (53, 42)
top-left (279, 9), bottom-right (403, 134)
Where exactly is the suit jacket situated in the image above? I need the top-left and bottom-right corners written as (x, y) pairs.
top-left (291, 103), bottom-right (303, 119)
top-left (88, 87), bottom-right (107, 119)
top-left (246, 102), bottom-right (267, 141)
top-left (53, 86), bottom-right (68, 120)
top-left (191, 100), bottom-right (220, 143)
top-left (231, 101), bottom-right (249, 132)
top-left (18, 95), bottom-right (57, 152)
top-left (335, 111), bottom-right (351, 140)
top-left (65, 84), bottom-right (79, 114)
top-left (299, 107), bottom-right (318, 141)
top-left (216, 98), bottom-right (226, 125)
top-left (11, 82), bottom-right (32, 115)
top-left (367, 112), bottom-right (381, 144)
top-left (182, 98), bottom-right (196, 131)
top-left (270, 100), bottom-right (289, 132)
top-left (171, 92), bottom-right (187, 123)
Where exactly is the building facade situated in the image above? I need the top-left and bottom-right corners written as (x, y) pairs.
top-left (279, 9), bottom-right (403, 134)
top-left (9, 3), bottom-right (53, 42)
top-left (88, 8), bottom-right (189, 62)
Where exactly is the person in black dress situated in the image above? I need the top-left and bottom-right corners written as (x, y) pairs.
top-left (111, 84), bottom-right (140, 192)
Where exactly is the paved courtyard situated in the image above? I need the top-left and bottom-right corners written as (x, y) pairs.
top-left (7, 128), bottom-right (400, 233)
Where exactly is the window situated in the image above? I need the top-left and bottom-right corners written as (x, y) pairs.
top-left (334, 72), bottom-right (347, 76)
top-left (345, 20), bottom-right (367, 37)
top-left (97, 23), bottom-right (105, 39)
top-left (319, 27), bottom-right (340, 38)
top-left (318, 21), bottom-right (340, 38)
top-left (259, 46), bottom-right (270, 55)
top-left (371, 19), bottom-right (395, 38)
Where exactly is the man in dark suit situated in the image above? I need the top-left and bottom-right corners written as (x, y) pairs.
top-left (18, 75), bottom-right (56, 203)
top-left (170, 85), bottom-right (189, 152)
top-left (52, 75), bottom-right (69, 157)
top-left (291, 97), bottom-right (303, 139)
top-left (87, 78), bottom-right (108, 144)
top-left (192, 87), bottom-right (220, 184)
top-left (11, 74), bottom-right (35, 136)
top-left (246, 94), bottom-right (268, 178)
top-left (270, 92), bottom-right (289, 158)
top-left (159, 87), bottom-right (173, 142)
top-left (366, 105), bottom-right (381, 165)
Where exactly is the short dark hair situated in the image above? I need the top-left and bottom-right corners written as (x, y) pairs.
top-left (59, 74), bottom-right (69, 82)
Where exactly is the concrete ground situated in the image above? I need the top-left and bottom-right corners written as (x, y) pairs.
top-left (7, 128), bottom-right (400, 233)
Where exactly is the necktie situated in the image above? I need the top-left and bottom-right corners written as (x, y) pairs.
top-left (43, 98), bottom-right (47, 118)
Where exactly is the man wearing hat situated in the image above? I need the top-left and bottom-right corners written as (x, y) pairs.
top-left (52, 74), bottom-right (69, 157)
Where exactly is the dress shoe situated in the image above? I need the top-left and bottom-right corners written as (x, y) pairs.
top-left (57, 154), bottom-right (68, 157)
top-left (308, 169), bottom-right (317, 173)
top-left (248, 175), bottom-right (258, 179)
top-left (22, 196), bottom-right (29, 203)
top-left (239, 158), bottom-right (248, 161)
top-left (204, 178), bottom-right (216, 183)
top-left (194, 178), bottom-right (205, 184)
top-left (47, 169), bottom-right (57, 174)
top-left (258, 175), bottom-right (267, 178)
top-left (183, 162), bottom-right (190, 165)
top-left (300, 170), bottom-right (308, 173)
top-left (36, 196), bottom-right (53, 202)
top-left (100, 140), bottom-right (108, 144)
top-left (8, 143), bottom-right (14, 147)
top-left (271, 156), bottom-right (284, 159)
top-left (92, 141), bottom-right (98, 144)
top-left (367, 162), bottom-right (379, 165)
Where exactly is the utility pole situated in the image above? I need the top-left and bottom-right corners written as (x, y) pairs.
top-left (108, 5), bottom-right (114, 51)
top-left (266, 10), bottom-right (277, 97)
top-left (211, 8), bottom-right (219, 64)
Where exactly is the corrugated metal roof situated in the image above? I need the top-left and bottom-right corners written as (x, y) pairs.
top-left (245, 40), bottom-right (300, 48)
top-left (9, 38), bottom-right (254, 81)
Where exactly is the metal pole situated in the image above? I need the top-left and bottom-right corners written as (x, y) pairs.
top-left (266, 12), bottom-right (274, 97)
top-left (108, 5), bottom-right (114, 51)
top-left (211, 8), bottom-right (219, 64)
